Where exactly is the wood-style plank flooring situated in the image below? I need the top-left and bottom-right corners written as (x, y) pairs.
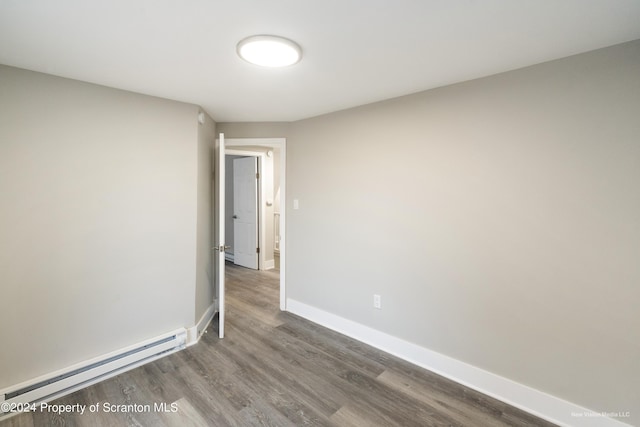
top-left (1, 264), bottom-right (556, 426)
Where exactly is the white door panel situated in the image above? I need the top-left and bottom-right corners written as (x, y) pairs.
top-left (233, 156), bottom-right (259, 269)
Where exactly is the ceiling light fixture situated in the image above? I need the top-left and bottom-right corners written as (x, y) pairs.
top-left (237, 35), bottom-right (302, 68)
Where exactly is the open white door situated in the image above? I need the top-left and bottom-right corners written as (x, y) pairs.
top-left (214, 133), bottom-right (226, 338)
top-left (233, 157), bottom-right (259, 269)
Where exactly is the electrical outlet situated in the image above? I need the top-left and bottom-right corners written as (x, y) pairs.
top-left (373, 294), bottom-right (382, 309)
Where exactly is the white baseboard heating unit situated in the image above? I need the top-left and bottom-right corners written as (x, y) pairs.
top-left (1, 328), bottom-right (186, 415)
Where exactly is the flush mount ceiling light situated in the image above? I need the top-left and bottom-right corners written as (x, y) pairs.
top-left (237, 35), bottom-right (302, 68)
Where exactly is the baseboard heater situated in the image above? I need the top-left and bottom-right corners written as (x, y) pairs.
top-left (1, 328), bottom-right (186, 414)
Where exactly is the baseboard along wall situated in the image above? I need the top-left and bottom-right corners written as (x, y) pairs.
top-left (286, 299), bottom-right (630, 427)
top-left (187, 302), bottom-right (217, 346)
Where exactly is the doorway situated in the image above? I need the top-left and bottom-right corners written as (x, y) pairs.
top-left (225, 138), bottom-right (286, 311)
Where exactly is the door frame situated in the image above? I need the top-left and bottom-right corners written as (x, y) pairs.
top-left (226, 138), bottom-right (287, 311)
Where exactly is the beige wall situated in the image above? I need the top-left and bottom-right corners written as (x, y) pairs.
top-left (0, 65), bottom-right (205, 389)
top-left (280, 40), bottom-right (639, 421)
top-left (217, 122), bottom-right (290, 139)
top-left (195, 111), bottom-right (216, 322)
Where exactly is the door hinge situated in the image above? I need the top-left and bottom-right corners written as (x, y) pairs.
top-left (256, 172), bottom-right (260, 179)
top-left (256, 247), bottom-right (260, 254)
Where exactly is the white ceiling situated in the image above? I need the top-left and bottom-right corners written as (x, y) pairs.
top-left (1, 1), bottom-right (640, 122)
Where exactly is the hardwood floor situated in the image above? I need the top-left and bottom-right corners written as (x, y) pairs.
top-left (1, 264), bottom-right (556, 426)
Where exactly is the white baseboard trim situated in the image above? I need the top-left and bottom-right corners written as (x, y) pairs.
top-left (264, 259), bottom-right (275, 270)
top-left (187, 302), bottom-right (217, 347)
top-left (225, 253), bottom-right (234, 263)
top-left (0, 328), bottom-right (186, 420)
top-left (286, 299), bottom-right (630, 427)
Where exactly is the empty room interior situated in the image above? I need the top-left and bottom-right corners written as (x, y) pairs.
top-left (1, 1), bottom-right (639, 426)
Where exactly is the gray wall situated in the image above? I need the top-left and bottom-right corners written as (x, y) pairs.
top-left (221, 40), bottom-right (640, 422)
top-left (0, 65), bottom-right (206, 389)
top-left (195, 111), bottom-right (216, 321)
top-left (218, 122), bottom-right (290, 139)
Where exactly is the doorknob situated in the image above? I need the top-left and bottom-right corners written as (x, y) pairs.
top-left (213, 245), bottom-right (231, 252)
